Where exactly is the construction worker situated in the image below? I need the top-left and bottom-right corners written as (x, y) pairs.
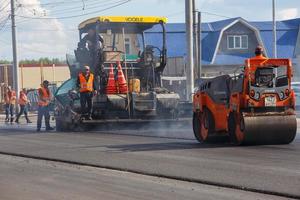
top-left (37, 80), bottom-right (54, 131)
top-left (77, 65), bottom-right (97, 120)
top-left (15, 89), bottom-right (32, 124)
top-left (254, 45), bottom-right (265, 58)
top-left (4, 86), bottom-right (16, 123)
top-left (80, 28), bottom-right (104, 73)
top-left (99, 65), bottom-right (108, 94)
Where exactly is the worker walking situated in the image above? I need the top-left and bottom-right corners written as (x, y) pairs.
top-left (37, 80), bottom-right (54, 131)
top-left (4, 86), bottom-right (16, 123)
top-left (77, 65), bottom-right (97, 120)
top-left (15, 89), bottom-right (32, 124)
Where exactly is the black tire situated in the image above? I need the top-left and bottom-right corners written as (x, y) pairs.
top-left (55, 118), bottom-right (71, 132)
top-left (202, 107), bottom-right (215, 135)
top-left (193, 108), bottom-right (215, 143)
top-left (55, 118), bottom-right (64, 131)
top-left (193, 112), bottom-right (203, 142)
top-left (228, 112), bottom-right (244, 145)
top-left (228, 112), bottom-right (237, 144)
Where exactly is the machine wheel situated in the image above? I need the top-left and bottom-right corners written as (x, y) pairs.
top-left (55, 118), bottom-right (73, 132)
top-left (55, 118), bottom-right (67, 132)
top-left (228, 112), bottom-right (245, 145)
top-left (193, 112), bottom-right (203, 142)
top-left (193, 108), bottom-right (214, 143)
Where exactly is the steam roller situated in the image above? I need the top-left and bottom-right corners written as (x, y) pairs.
top-left (193, 54), bottom-right (297, 145)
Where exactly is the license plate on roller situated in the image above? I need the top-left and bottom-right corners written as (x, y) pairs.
top-left (265, 96), bottom-right (276, 107)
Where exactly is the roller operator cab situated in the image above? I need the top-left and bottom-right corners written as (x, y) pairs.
top-left (193, 55), bottom-right (297, 145)
top-left (55, 16), bottom-right (181, 131)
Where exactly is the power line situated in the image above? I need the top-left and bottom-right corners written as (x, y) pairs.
top-left (0, 0), bottom-right (8, 5)
top-left (15, 0), bottom-right (131, 20)
top-left (47, 0), bottom-right (121, 15)
top-left (17, 0), bottom-right (99, 7)
top-left (17, 27), bottom-right (77, 32)
top-left (166, 9), bottom-right (232, 19)
top-left (202, 11), bottom-right (231, 19)
top-left (17, 2), bottom-right (38, 16)
top-left (0, 16), bottom-right (10, 32)
top-left (0, 0), bottom-right (10, 12)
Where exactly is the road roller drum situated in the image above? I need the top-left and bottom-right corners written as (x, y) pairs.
top-left (235, 114), bottom-right (297, 145)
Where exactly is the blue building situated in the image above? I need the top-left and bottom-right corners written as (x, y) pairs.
top-left (145, 17), bottom-right (300, 78)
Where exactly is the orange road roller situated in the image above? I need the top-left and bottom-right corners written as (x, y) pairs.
top-left (193, 54), bottom-right (297, 145)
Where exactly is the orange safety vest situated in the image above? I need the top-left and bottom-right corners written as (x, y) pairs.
top-left (5, 90), bottom-right (16, 104)
top-left (79, 73), bottom-right (94, 92)
top-left (18, 92), bottom-right (29, 105)
top-left (38, 87), bottom-right (51, 107)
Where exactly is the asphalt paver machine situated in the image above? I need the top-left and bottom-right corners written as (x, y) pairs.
top-left (55, 16), bottom-right (185, 131)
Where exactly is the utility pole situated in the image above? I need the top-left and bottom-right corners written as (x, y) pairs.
top-left (185, 0), bottom-right (194, 102)
top-left (272, 0), bottom-right (277, 58)
top-left (192, 0), bottom-right (198, 79)
top-left (10, 0), bottom-right (19, 96)
top-left (197, 11), bottom-right (202, 79)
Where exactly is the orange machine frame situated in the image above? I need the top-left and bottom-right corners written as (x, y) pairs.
top-left (193, 56), bottom-right (295, 142)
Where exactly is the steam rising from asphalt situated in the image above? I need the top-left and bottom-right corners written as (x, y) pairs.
top-left (91, 121), bottom-right (195, 140)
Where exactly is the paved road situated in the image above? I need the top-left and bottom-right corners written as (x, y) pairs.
top-left (0, 123), bottom-right (299, 199)
top-left (1, 154), bottom-right (290, 200)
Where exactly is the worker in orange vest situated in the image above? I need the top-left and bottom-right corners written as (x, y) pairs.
top-left (15, 89), bottom-right (32, 124)
top-left (77, 65), bottom-right (97, 120)
top-left (4, 86), bottom-right (16, 123)
top-left (253, 45), bottom-right (265, 58)
top-left (37, 80), bottom-right (54, 131)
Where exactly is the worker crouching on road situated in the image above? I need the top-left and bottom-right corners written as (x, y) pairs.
top-left (4, 86), bottom-right (16, 123)
top-left (77, 65), bottom-right (97, 120)
top-left (15, 89), bottom-right (32, 124)
top-left (37, 80), bottom-right (54, 132)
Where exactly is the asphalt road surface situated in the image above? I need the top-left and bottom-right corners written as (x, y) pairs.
top-left (0, 154), bottom-right (290, 200)
top-left (0, 121), bottom-right (299, 199)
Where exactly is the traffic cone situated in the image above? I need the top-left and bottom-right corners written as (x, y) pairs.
top-left (106, 64), bottom-right (117, 94)
top-left (117, 62), bottom-right (128, 94)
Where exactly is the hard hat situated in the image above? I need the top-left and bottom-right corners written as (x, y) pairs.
top-left (43, 80), bottom-right (49, 85)
top-left (84, 65), bottom-right (90, 70)
top-left (255, 45), bottom-right (263, 55)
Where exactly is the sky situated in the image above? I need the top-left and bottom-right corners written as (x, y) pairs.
top-left (0, 0), bottom-right (299, 60)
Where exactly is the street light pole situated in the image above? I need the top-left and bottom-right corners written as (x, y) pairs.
top-left (10, 0), bottom-right (19, 96)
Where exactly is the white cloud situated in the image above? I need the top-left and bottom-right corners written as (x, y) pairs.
top-left (207, 0), bottom-right (224, 4)
top-left (278, 8), bottom-right (298, 20)
top-left (0, 0), bottom-right (70, 60)
top-left (16, 0), bottom-right (68, 59)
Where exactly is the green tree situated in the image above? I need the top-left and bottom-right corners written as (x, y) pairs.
top-left (0, 60), bottom-right (11, 64)
top-left (19, 58), bottom-right (66, 65)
